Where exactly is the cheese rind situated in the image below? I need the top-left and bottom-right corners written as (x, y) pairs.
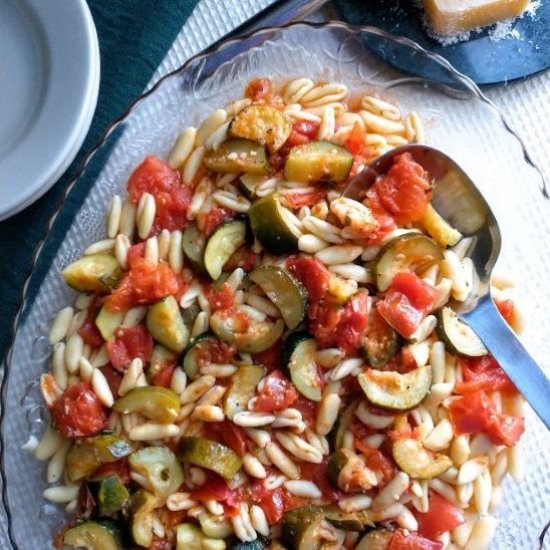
top-left (423, 0), bottom-right (530, 36)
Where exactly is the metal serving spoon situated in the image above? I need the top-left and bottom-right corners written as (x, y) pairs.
top-left (343, 144), bottom-right (550, 430)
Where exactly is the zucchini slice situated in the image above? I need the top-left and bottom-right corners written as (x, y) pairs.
top-left (358, 366), bottom-right (432, 411)
top-left (129, 446), bottom-right (184, 498)
top-left (249, 266), bottom-right (308, 329)
top-left (176, 524), bottom-right (206, 550)
top-left (436, 306), bottom-right (487, 357)
top-left (322, 506), bottom-right (374, 531)
top-left (148, 344), bottom-right (178, 383)
top-left (182, 223), bottom-right (207, 273)
top-left (62, 254), bottom-right (122, 293)
top-left (328, 448), bottom-right (378, 492)
top-left (182, 333), bottom-right (218, 379)
top-left (88, 474), bottom-right (129, 517)
top-left (422, 203), bottom-right (462, 248)
top-left (95, 306), bottom-right (124, 341)
top-left (330, 398), bottom-right (360, 451)
top-left (282, 505), bottom-right (324, 550)
top-left (204, 138), bottom-right (268, 175)
top-left (230, 537), bottom-right (269, 550)
top-left (285, 333), bottom-right (322, 402)
top-left (63, 520), bottom-right (124, 550)
top-left (248, 194), bottom-right (300, 255)
top-left (362, 305), bottom-right (399, 368)
top-left (224, 364), bottom-right (265, 419)
top-left (284, 141), bottom-right (354, 183)
top-left (204, 219), bottom-right (247, 280)
top-left (356, 529), bottom-right (394, 550)
top-left (130, 490), bottom-right (160, 548)
top-left (210, 311), bottom-right (285, 354)
top-left (146, 295), bottom-right (189, 353)
top-left (229, 105), bottom-right (292, 153)
top-left (392, 437), bottom-right (452, 480)
top-left (179, 437), bottom-right (242, 480)
top-left (374, 234), bottom-right (444, 292)
top-left (112, 386), bottom-right (180, 423)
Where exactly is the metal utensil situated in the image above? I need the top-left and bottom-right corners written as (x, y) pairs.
top-left (343, 144), bottom-right (550, 430)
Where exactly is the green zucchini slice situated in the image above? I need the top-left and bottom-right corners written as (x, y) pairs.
top-left (130, 490), bottom-right (160, 548)
top-left (204, 138), bottom-right (268, 175)
top-left (436, 306), bottom-right (487, 357)
top-left (392, 437), bottom-right (452, 480)
top-left (112, 386), bottom-right (180, 423)
top-left (176, 524), bottom-right (206, 550)
top-left (146, 295), bottom-right (189, 353)
top-left (282, 505), bottom-right (324, 550)
top-left (179, 437), bottom-right (242, 479)
top-left (248, 194), bottom-right (300, 255)
top-left (322, 506), bottom-right (374, 531)
top-left (204, 219), bottom-right (247, 280)
top-left (284, 141), bottom-right (354, 183)
top-left (328, 448), bottom-right (378, 492)
top-left (374, 234), bottom-right (444, 292)
top-left (358, 366), bottom-right (432, 411)
top-left (129, 446), bottom-right (184, 498)
top-left (63, 520), bottom-right (124, 550)
top-left (95, 306), bottom-right (124, 341)
top-left (62, 254), bottom-right (122, 293)
top-left (182, 333), bottom-right (218, 379)
top-left (182, 223), bottom-right (207, 273)
top-left (230, 537), bottom-right (269, 550)
top-left (88, 474), bottom-right (129, 518)
top-left (362, 305), bottom-right (400, 368)
top-left (210, 310), bottom-right (285, 354)
top-left (285, 333), bottom-right (322, 402)
top-left (224, 364), bottom-right (265, 419)
top-left (356, 529), bottom-right (394, 550)
top-left (229, 105), bottom-right (292, 153)
top-left (249, 266), bottom-right (308, 329)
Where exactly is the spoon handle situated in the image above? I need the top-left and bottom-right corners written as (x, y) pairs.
top-left (462, 295), bottom-right (550, 431)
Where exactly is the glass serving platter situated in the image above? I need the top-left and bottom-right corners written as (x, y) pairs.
top-left (1, 22), bottom-right (549, 550)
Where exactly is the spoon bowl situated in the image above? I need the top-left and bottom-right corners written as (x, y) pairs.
top-left (344, 144), bottom-right (550, 430)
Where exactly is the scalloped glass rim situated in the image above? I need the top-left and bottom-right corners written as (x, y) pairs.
top-left (1, 21), bottom-right (549, 550)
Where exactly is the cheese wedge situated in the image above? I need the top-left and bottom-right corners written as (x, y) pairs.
top-left (423, 0), bottom-right (530, 35)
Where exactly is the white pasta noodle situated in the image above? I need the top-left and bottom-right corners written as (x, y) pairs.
top-left (183, 145), bottom-right (205, 184)
top-left (119, 198), bottom-right (136, 238)
top-left (168, 127), bottom-right (197, 169)
top-left (196, 109), bottom-right (227, 146)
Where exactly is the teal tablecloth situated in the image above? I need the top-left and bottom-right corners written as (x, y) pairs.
top-left (0, 0), bottom-right (199, 362)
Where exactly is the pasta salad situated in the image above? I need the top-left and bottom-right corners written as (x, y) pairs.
top-left (34, 77), bottom-right (526, 550)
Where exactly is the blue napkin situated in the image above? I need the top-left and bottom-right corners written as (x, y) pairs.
top-left (0, 0), bottom-right (199, 362)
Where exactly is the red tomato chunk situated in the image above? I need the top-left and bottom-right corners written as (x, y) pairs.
top-left (377, 272), bottom-right (437, 338)
top-left (127, 155), bottom-right (192, 234)
top-left (78, 308), bottom-right (104, 348)
top-left (107, 325), bottom-right (153, 371)
top-left (448, 391), bottom-right (524, 447)
top-left (414, 494), bottom-right (465, 540)
top-left (206, 282), bottom-right (235, 311)
top-left (52, 383), bottom-right (108, 438)
top-left (250, 482), bottom-right (285, 524)
top-left (388, 529), bottom-right (443, 550)
top-left (456, 355), bottom-right (518, 395)
top-left (286, 256), bottom-right (331, 302)
top-left (197, 207), bottom-right (233, 237)
top-left (252, 370), bottom-right (298, 412)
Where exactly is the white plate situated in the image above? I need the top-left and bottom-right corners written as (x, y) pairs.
top-left (0, 0), bottom-right (100, 220)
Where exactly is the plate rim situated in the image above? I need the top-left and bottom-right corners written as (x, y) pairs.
top-left (0, 19), bottom-right (547, 549)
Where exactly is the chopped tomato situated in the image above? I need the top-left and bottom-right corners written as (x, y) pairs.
top-left (197, 207), bottom-right (233, 236)
top-left (208, 421), bottom-right (248, 457)
top-left (195, 338), bottom-right (236, 366)
top-left (369, 152), bottom-right (431, 225)
top-left (206, 282), bottom-right (235, 311)
top-left (377, 272), bottom-right (437, 338)
top-left (150, 363), bottom-right (176, 388)
top-left (448, 391), bottom-right (525, 447)
top-left (414, 494), bottom-right (464, 540)
top-left (190, 473), bottom-right (234, 502)
top-left (93, 458), bottom-right (131, 485)
top-left (300, 460), bottom-right (343, 503)
top-left (98, 364), bottom-right (123, 397)
top-left (495, 298), bottom-right (515, 327)
top-left (78, 309), bottom-right (104, 348)
top-left (252, 370), bottom-right (298, 412)
top-left (293, 395), bottom-right (318, 425)
top-left (245, 78), bottom-right (271, 101)
top-left (250, 482), bottom-right (285, 524)
top-left (286, 120), bottom-right (321, 147)
top-left (106, 257), bottom-right (184, 312)
top-left (365, 186), bottom-right (397, 244)
top-left (252, 340), bottom-right (282, 372)
top-left (127, 242), bottom-right (146, 266)
top-left (286, 256), bottom-right (331, 301)
top-left (127, 155), bottom-right (192, 234)
top-left (309, 292), bottom-right (369, 353)
top-left (107, 326), bottom-right (153, 371)
top-left (389, 529), bottom-right (443, 550)
top-left (52, 383), bottom-right (108, 438)
top-left (281, 188), bottom-right (327, 210)
top-left (222, 246), bottom-right (257, 273)
top-left (344, 121), bottom-right (366, 155)
top-left (456, 355), bottom-right (517, 395)
top-left (355, 440), bottom-right (395, 483)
